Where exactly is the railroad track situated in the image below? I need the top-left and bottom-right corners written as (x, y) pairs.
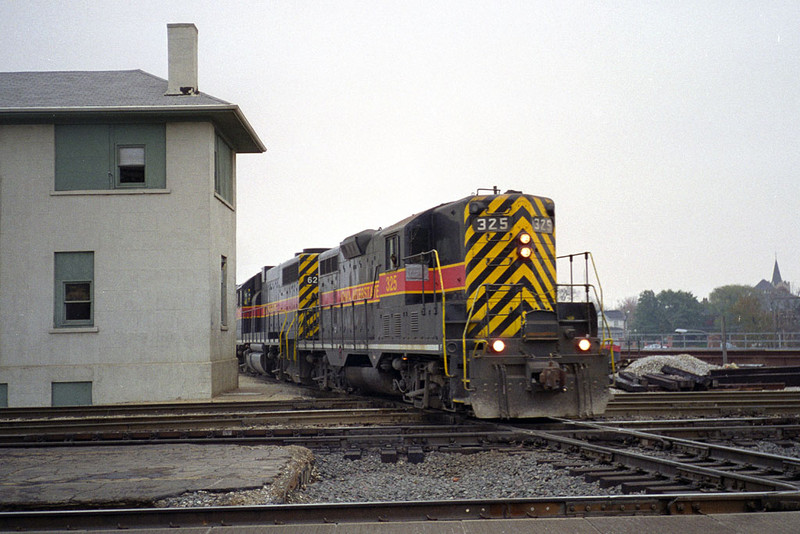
top-left (606, 390), bottom-right (800, 417)
top-left (604, 416), bottom-right (800, 443)
top-left (6, 404), bottom-right (800, 495)
top-left (0, 421), bottom-right (523, 454)
top-left (3, 492), bottom-right (800, 531)
top-left (0, 397), bottom-right (447, 445)
top-left (4, 398), bottom-right (800, 529)
top-left (509, 417), bottom-right (800, 493)
top-left (0, 396), bottom-right (392, 420)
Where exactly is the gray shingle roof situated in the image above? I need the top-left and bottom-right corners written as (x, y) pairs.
top-left (0, 70), bottom-right (229, 108)
top-left (0, 70), bottom-right (265, 153)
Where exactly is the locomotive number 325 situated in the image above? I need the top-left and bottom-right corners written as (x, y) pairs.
top-left (472, 216), bottom-right (510, 232)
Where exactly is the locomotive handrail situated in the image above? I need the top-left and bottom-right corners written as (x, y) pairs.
top-left (461, 284), bottom-right (486, 390)
top-left (288, 313), bottom-right (298, 361)
top-left (278, 314), bottom-right (288, 353)
top-left (404, 249), bottom-right (450, 376)
top-left (247, 290), bottom-right (262, 344)
top-left (278, 313), bottom-right (297, 361)
top-left (432, 250), bottom-right (449, 377)
top-left (557, 251), bottom-right (615, 373)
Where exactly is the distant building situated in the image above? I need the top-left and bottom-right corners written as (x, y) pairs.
top-left (755, 260), bottom-right (800, 332)
top-left (0, 24), bottom-right (265, 407)
top-left (602, 309), bottom-right (627, 339)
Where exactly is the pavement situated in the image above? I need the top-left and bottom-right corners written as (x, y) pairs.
top-left (0, 443), bottom-right (312, 509)
top-left (0, 375), bottom-right (317, 510)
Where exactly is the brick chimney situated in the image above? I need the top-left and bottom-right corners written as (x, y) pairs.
top-left (166, 23), bottom-right (198, 96)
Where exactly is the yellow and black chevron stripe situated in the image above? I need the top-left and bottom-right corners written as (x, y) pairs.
top-left (464, 194), bottom-right (556, 339)
top-left (298, 253), bottom-right (320, 339)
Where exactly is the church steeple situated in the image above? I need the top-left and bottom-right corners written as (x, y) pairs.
top-left (772, 258), bottom-right (783, 286)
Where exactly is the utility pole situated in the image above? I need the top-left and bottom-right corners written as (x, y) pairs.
top-left (721, 315), bottom-right (728, 366)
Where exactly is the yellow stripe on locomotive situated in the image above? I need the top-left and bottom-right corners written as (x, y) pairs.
top-left (463, 193), bottom-right (556, 340)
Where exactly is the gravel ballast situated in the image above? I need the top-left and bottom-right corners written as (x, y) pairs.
top-left (158, 441), bottom-right (800, 507)
top-left (289, 449), bottom-right (625, 503)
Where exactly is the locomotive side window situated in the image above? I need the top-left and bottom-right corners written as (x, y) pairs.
top-left (320, 255), bottom-right (339, 276)
top-left (385, 235), bottom-right (399, 270)
top-left (282, 262), bottom-right (299, 286)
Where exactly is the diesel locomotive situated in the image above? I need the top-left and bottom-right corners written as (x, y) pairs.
top-left (237, 189), bottom-right (610, 418)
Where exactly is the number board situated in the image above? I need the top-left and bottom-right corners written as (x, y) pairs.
top-left (472, 216), bottom-right (554, 234)
top-left (472, 216), bottom-right (510, 233)
top-left (531, 217), bottom-right (554, 234)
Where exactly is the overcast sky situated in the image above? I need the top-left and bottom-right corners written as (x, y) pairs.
top-left (2, 1), bottom-right (798, 306)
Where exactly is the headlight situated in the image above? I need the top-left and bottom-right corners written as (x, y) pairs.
top-left (518, 232), bottom-right (533, 260)
top-left (490, 339), bottom-right (506, 353)
top-left (576, 338), bottom-right (592, 352)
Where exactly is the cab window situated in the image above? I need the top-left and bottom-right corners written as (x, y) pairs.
top-left (385, 235), bottom-right (399, 270)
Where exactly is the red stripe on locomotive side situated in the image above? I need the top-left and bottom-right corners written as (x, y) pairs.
top-left (238, 296), bottom-right (299, 318)
top-left (320, 263), bottom-right (466, 307)
top-left (240, 264), bottom-right (466, 317)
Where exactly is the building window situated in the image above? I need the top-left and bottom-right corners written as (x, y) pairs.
top-left (54, 252), bottom-right (94, 328)
top-left (52, 381), bottom-right (92, 406)
top-left (64, 282), bottom-right (92, 321)
top-left (0, 384), bottom-right (7, 408)
top-left (117, 146), bottom-right (146, 185)
top-left (221, 256), bottom-right (228, 328)
top-left (214, 134), bottom-right (233, 204)
top-left (55, 124), bottom-right (165, 190)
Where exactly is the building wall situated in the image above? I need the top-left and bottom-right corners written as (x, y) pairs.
top-left (208, 136), bottom-right (239, 396)
top-left (0, 121), bottom-right (238, 406)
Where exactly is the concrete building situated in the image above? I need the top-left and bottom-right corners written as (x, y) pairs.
top-left (0, 24), bottom-right (265, 407)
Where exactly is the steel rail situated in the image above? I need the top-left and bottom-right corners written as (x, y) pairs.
top-left (0, 397), bottom-right (394, 420)
top-left (559, 418), bottom-right (800, 475)
top-left (0, 422), bottom-right (529, 451)
top-left (606, 391), bottom-right (800, 417)
top-left (612, 391), bottom-right (800, 402)
top-left (593, 416), bottom-right (800, 441)
top-left (2, 492), bottom-right (800, 530)
top-left (503, 422), bottom-right (800, 492)
top-left (0, 407), bottom-right (424, 436)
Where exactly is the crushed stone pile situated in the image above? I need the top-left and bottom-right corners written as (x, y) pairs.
top-left (621, 354), bottom-right (720, 377)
